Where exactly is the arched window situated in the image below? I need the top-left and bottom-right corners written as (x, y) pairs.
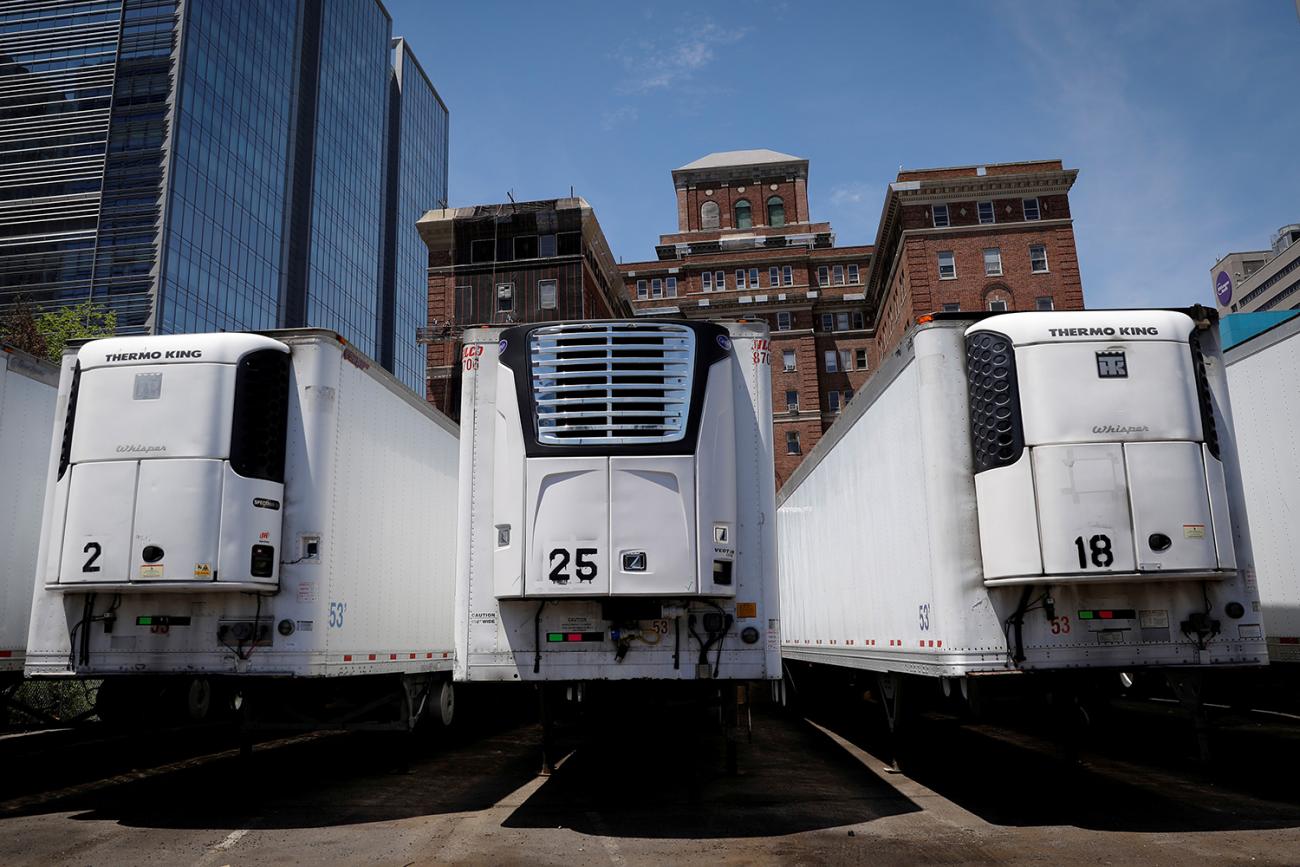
top-left (734, 199), bottom-right (752, 229)
top-left (700, 200), bottom-right (720, 229)
top-left (767, 196), bottom-right (785, 227)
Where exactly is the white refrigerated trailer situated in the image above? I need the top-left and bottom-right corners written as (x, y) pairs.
top-left (26, 330), bottom-right (459, 730)
top-left (1224, 311), bottom-right (1300, 665)
top-left (0, 344), bottom-right (59, 679)
top-left (454, 319), bottom-right (780, 700)
top-left (779, 309), bottom-right (1265, 723)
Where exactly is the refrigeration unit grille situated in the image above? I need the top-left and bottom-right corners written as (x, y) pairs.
top-left (530, 323), bottom-right (694, 445)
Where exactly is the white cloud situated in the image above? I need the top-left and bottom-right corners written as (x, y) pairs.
top-left (830, 182), bottom-right (872, 207)
top-left (600, 106), bottom-right (639, 131)
top-left (616, 21), bottom-right (748, 95)
top-left (997, 3), bottom-right (1225, 308)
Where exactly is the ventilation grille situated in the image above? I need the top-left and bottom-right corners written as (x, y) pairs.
top-left (530, 323), bottom-right (695, 445)
top-left (230, 350), bottom-right (291, 483)
top-left (57, 362), bottom-right (81, 481)
top-left (966, 330), bottom-right (1025, 473)
top-left (1189, 332), bottom-right (1221, 459)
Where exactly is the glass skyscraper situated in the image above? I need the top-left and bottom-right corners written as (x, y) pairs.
top-left (0, 0), bottom-right (448, 393)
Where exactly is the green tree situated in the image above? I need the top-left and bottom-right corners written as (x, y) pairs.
top-left (24, 300), bottom-right (117, 364)
top-left (0, 296), bottom-right (48, 359)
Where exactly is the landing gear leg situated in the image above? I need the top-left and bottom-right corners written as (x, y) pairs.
top-left (722, 682), bottom-right (741, 776)
top-left (1166, 670), bottom-right (1211, 762)
top-left (878, 672), bottom-right (905, 774)
top-left (538, 684), bottom-right (556, 776)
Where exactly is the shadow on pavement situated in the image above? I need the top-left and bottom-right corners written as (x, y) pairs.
top-left (502, 703), bottom-right (918, 839)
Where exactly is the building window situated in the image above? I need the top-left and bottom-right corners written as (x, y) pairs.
top-left (783, 350), bottom-right (796, 371)
top-left (828, 391), bottom-right (841, 413)
top-left (636, 279), bottom-right (648, 300)
top-left (496, 283), bottom-right (514, 313)
top-left (514, 235), bottom-right (538, 259)
top-left (1030, 244), bottom-right (1049, 273)
top-left (557, 232), bottom-right (581, 255)
top-left (749, 267), bottom-right (760, 288)
top-left (783, 265), bottom-right (793, 286)
top-left (845, 387), bottom-right (854, 403)
top-left (840, 349), bottom-right (852, 371)
top-left (818, 266), bottom-right (830, 287)
top-left (539, 279), bottom-right (558, 309)
top-left (539, 234), bottom-right (557, 257)
top-left (851, 311), bottom-right (864, 329)
top-left (736, 269), bottom-right (747, 289)
top-left (848, 264), bottom-right (859, 284)
top-left (470, 239), bottom-right (495, 263)
top-left (983, 248), bottom-right (1003, 277)
top-left (932, 203), bottom-right (950, 228)
top-left (777, 311), bottom-right (792, 331)
top-left (942, 302), bottom-right (960, 312)
top-left (855, 348), bottom-right (868, 369)
top-left (836, 312), bottom-right (850, 331)
top-left (770, 266), bottom-right (780, 286)
top-left (701, 271), bottom-right (712, 292)
top-left (701, 201), bottom-right (720, 229)
top-left (665, 276), bottom-right (677, 298)
top-left (833, 264), bottom-right (845, 285)
top-left (786, 389), bottom-right (799, 412)
top-left (977, 201), bottom-right (995, 224)
top-left (938, 250), bottom-right (956, 280)
top-left (1036, 296), bottom-right (1054, 311)
top-left (786, 430), bottom-right (801, 455)
top-left (1023, 197), bottom-right (1041, 221)
top-left (988, 299), bottom-right (1008, 312)
top-left (651, 278), bottom-right (663, 299)
top-left (767, 196), bottom-right (785, 227)
top-left (824, 350), bottom-right (838, 372)
top-left (716, 270), bottom-right (726, 290)
top-left (735, 199), bottom-right (752, 229)
top-left (821, 313), bottom-right (834, 332)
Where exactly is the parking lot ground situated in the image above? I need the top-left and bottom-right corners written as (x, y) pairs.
top-left (0, 697), bottom-right (1296, 865)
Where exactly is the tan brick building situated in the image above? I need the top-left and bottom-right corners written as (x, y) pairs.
top-left (416, 198), bottom-right (630, 417)
top-left (865, 160), bottom-right (1086, 364)
top-left (621, 150), bottom-right (873, 487)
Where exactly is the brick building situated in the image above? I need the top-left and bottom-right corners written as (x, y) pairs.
top-left (416, 197), bottom-right (631, 416)
top-left (865, 160), bottom-right (1085, 363)
top-left (621, 150), bottom-right (874, 487)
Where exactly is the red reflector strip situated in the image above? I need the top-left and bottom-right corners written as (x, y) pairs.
top-left (427, 652), bottom-right (434, 658)
top-left (343, 655), bottom-right (352, 662)
top-left (409, 653), bottom-right (416, 659)
top-left (368, 654), bottom-right (377, 661)
top-left (1280, 637), bottom-right (1300, 645)
top-left (0, 650), bottom-right (12, 658)
top-left (390, 654), bottom-right (397, 660)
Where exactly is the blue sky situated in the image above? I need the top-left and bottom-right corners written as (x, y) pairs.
top-left (387, 0), bottom-right (1300, 309)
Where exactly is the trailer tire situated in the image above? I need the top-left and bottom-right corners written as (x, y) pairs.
top-left (185, 677), bottom-right (213, 722)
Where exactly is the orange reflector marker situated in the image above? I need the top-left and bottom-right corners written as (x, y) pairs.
top-left (917, 314), bottom-right (934, 324)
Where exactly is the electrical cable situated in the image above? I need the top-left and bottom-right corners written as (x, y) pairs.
top-left (533, 600), bottom-right (546, 674)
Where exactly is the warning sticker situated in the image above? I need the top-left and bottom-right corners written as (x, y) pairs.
top-left (193, 563), bottom-right (211, 578)
top-left (1183, 524), bottom-right (1206, 539)
top-left (1139, 609), bottom-right (1169, 629)
top-left (139, 564), bottom-right (163, 578)
top-left (735, 602), bottom-right (757, 619)
top-left (297, 581), bottom-right (317, 603)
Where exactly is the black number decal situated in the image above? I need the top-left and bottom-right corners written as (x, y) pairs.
top-left (1073, 534), bottom-right (1114, 569)
top-left (918, 603), bottom-right (930, 631)
top-left (548, 548), bottom-right (571, 584)
top-left (82, 542), bottom-right (102, 573)
top-left (575, 548), bottom-right (598, 583)
top-left (1090, 535), bottom-right (1113, 567)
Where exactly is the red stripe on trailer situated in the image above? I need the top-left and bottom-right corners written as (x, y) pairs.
top-left (343, 655), bottom-right (352, 662)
